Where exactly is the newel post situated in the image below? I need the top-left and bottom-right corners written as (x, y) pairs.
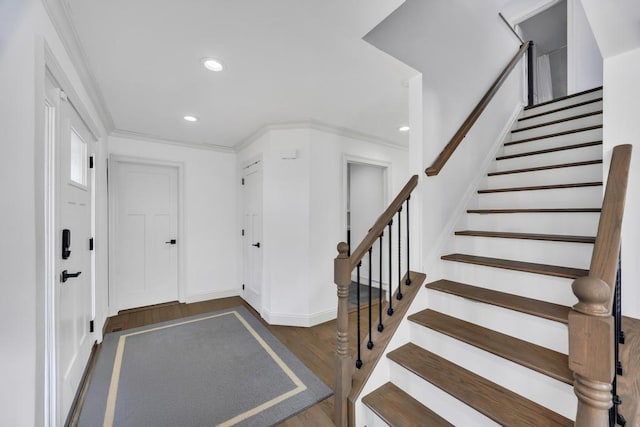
top-left (334, 242), bottom-right (352, 427)
top-left (568, 276), bottom-right (615, 426)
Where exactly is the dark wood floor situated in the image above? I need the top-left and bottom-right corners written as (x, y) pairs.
top-left (98, 296), bottom-right (363, 426)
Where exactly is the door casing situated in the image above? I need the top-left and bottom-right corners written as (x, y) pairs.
top-left (108, 155), bottom-right (185, 316)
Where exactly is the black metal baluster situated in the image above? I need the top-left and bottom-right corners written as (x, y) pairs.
top-left (397, 206), bottom-right (403, 300)
top-left (610, 252), bottom-right (626, 426)
top-left (406, 197), bottom-right (411, 286)
top-left (387, 220), bottom-right (393, 316)
top-left (367, 248), bottom-right (373, 350)
top-left (378, 232), bottom-right (384, 332)
top-left (355, 261), bottom-right (362, 369)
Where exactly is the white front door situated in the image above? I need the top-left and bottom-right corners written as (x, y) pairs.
top-left (242, 161), bottom-right (262, 312)
top-left (53, 82), bottom-right (94, 425)
top-left (111, 161), bottom-right (179, 312)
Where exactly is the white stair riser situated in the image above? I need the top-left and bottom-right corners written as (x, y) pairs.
top-left (462, 212), bottom-right (600, 236)
top-left (448, 236), bottom-right (592, 270)
top-left (486, 163), bottom-right (602, 188)
top-left (425, 290), bottom-right (568, 353)
top-left (362, 408), bottom-right (394, 427)
top-left (510, 114), bottom-right (602, 141)
top-left (389, 362), bottom-right (499, 427)
top-left (441, 262), bottom-right (577, 306)
top-left (504, 128), bottom-right (603, 156)
top-left (495, 144), bottom-right (602, 171)
top-left (518, 100), bottom-right (603, 126)
top-left (409, 327), bottom-right (577, 419)
top-left (522, 90), bottom-right (602, 117)
top-left (476, 186), bottom-right (603, 209)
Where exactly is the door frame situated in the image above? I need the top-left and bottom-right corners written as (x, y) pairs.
top-left (107, 155), bottom-right (185, 316)
top-left (36, 40), bottom-right (102, 426)
top-left (342, 154), bottom-right (391, 249)
top-left (240, 156), bottom-right (264, 315)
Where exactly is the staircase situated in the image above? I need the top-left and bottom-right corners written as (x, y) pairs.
top-left (362, 87), bottom-right (605, 425)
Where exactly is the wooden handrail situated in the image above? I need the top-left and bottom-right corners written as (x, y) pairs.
top-left (425, 41), bottom-right (532, 177)
top-left (568, 144), bottom-right (632, 426)
top-left (348, 175), bottom-right (419, 270)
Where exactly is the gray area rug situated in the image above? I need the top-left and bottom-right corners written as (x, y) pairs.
top-left (78, 306), bottom-right (332, 426)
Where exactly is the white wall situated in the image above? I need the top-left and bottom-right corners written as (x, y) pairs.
top-left (0, 0), bottom-right (108, 425)
top-left (108, 136), bottom-right (239, 306)
top-left (238, 126), bottom-right (409, 326)
top-left (602, 47), bottom-right (640, 318)
top-left (567, 0), bottom-right (603, 93)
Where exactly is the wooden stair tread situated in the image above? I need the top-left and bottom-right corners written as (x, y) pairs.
top-left (524, 86), bottom-right (602, 110)
top-left (507, 125), bottom-right (602, 145)
top-left (512, 110), bottom-right (602, 133)
top-left (487, 159), bottom-right (602, 176)
top-left (455, 230), bottom-right (595, 243)
top-left (467, 208), bottom-right (600, 214)
top-left (519, 98), bottom-right (603, 122)
top-left (478, 181), bottom-right (602, 193)
top-left (441, 253), bottom-right (588, 279)
top-left (362, 382), bottom-right (453, 427)
top-left (409, 310), bottom-right (573, 384)
top-left (388, 343), bottom-right (573, 426)
top-left (496, 140), bottom-right (602, 160)
top-left (426, 279), bottom-right (570, 323)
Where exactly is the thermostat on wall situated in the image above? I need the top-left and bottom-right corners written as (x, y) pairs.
top-left (280, 149), bottom-right (298, 159)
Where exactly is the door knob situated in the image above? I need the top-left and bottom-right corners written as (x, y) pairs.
top-left (165, 239), bottom-right (177, 245)
top-left (60, 270), bottom-right (81, 283)
top-left (252, 242), bottom-right (261, 248)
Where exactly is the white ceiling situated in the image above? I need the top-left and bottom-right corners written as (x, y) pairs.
top-left (61, 0), bottom-right (418, 149)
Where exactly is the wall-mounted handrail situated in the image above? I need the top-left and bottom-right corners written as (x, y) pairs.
top-left (425, 41), bottom-right (532, 177)
top-left (568, 144), bottom-right (632, 426)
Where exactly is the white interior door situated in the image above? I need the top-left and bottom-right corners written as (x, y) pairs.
top-left (111, 161), bottom-right (179, 312)
top-left (53, 81), bottom-right (94, 425)
top-left (242, 161), bottom-right (262, 312)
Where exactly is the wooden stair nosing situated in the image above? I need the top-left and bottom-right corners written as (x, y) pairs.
top-left (507, 124), bottom-right (602, 145)
top-left (496, 140), bottom-right (602, 161)
top-left (362, 382), bottom-right (454, 427)
top-left (524, 86), bottom-right (602, 111)
top-left (388, 343), bottom-right (573, 426)
top-left (454, 230), bottom-right (595, 243)
top-left (467, 208), bottom-right (601, 214)
top-left (512, 110), bottom-right (602, 133)
top-left (425, 279), bottom-right (570, 324)
top-left (409, 309), bottom-right (573, 384)
top-left (487, 159), bottom-right (602, 176)
top-left (441, 253), bottom-right (588, 279)
top-left (519, 98), bottom-right (603, 122)
top-left (478, 181), bottom-right (602, 194)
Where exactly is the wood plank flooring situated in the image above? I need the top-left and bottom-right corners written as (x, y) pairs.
top-left (93, 297), bottom-right (358, 426)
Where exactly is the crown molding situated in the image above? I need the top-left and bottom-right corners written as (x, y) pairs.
top-left (41, 0), bottom-right (115, 132)
top-left (110, 129), bottom-right (236, 153)
top-left (234, 120), bottom-right (408, 152)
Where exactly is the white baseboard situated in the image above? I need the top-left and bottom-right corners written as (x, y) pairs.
top-left (262, 307), bottom-right (337, 327)
top-left (184, 288), bottom-right (241, 304)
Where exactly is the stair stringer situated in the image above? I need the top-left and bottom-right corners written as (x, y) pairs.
top-left (352, 103), bottom-right (524, 426)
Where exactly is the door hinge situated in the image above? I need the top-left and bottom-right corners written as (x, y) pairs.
top-left (89, 320), bottom-right (94, 333)
top-left (241, 229), bottom-right (245, 236)
top-left (241, 178), bottom-right (245, 185)
top-left (242, 284), bottom-right (245, 290)
top-left (89, 156), bottom-right (94, 169)
top-left (89, 237), bottom-right (94, 251)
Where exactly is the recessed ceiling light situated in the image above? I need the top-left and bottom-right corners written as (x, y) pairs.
top-left (202, 58), bottom-right (224, 72)
top-left (183, 115), bottom-right (199, 122)
top-left (398, 125), bottom-right (410, 132)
